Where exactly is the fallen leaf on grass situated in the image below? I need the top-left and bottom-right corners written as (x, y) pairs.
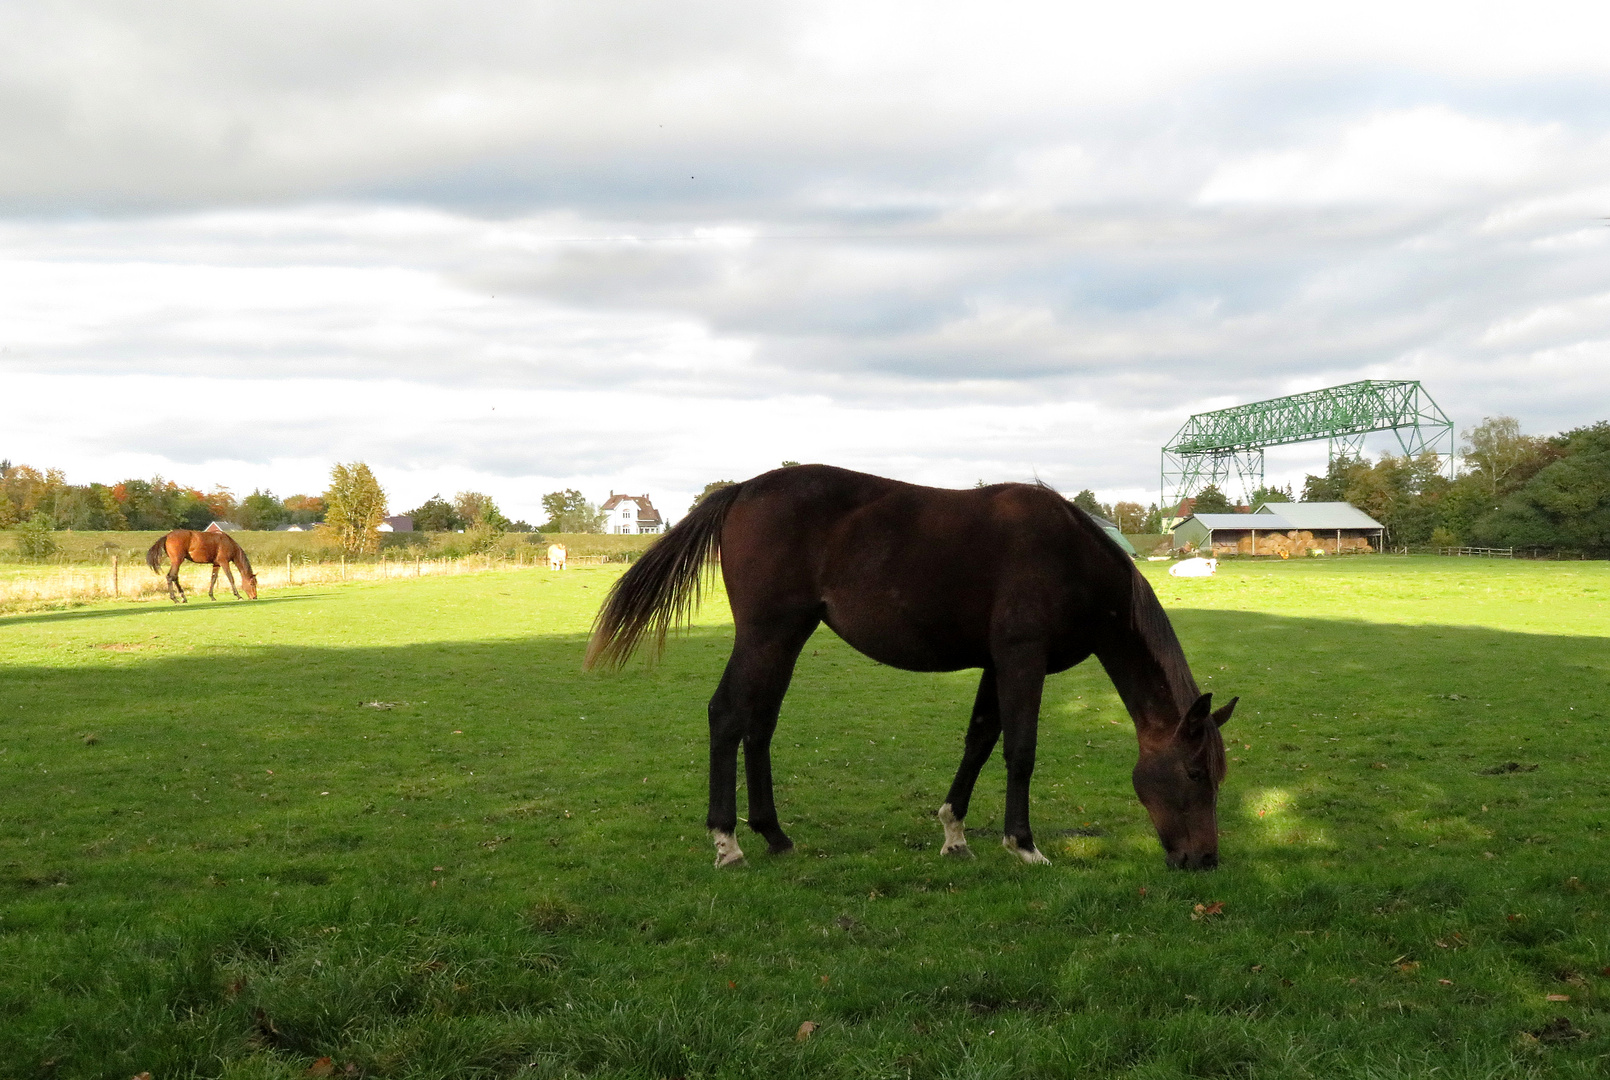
top-left (1396, 962), bottom-right (1420, 973)
top-left (306, 1058), bottom-right (335, 1078)
top-left (1439, 979), bottom-right (1453, 986)
top-left (1545, 993), bottom-right (1571, 1002)
top-left (796, 1021), bottom-right (818, 1041)
top-left (1191, 901), bottom-right (1224, 920)
top-left (361, 701), bottom-right (403, 710)
top-left (132, 1074), bottom-right (152, 1080)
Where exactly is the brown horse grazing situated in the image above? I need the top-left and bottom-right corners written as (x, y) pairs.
top-left (587, 465), bottom-right (1236, 871)
top-left (145, 529), bottom-right (258, 603)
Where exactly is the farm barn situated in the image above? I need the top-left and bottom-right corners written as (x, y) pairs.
top-left (1173, 501), bottom-right (1384, 556)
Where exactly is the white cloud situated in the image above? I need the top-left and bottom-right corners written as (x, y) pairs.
top-left (5, 2), bottom-right (1610, 515)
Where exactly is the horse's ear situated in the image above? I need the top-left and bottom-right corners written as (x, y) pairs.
top-left (1179, 693), bottom-right (1213, 736)
top-left (1212, 696), bottom-right (1238, 728)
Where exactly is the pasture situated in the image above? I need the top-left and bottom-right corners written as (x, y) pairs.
top-left (1, 557), bottom-right (1607, 1078)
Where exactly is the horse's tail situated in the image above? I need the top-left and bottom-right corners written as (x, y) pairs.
top-left (585, 482), bottom-right (746, 670)
top-left (146, 535), bottom-right (167, 574)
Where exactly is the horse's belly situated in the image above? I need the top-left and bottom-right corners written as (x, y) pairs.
top-left (820, 597), bottom-right (988, 673)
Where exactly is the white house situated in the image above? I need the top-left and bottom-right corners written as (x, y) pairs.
top-left (600, 493), bottom-right (665, 535)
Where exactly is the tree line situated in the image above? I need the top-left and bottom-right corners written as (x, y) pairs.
top-left (1174, 416), bottom-right (1609, 555)
top-left (0, 458), bottom-right (634, 556)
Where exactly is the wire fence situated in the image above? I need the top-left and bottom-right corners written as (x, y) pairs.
top-left (0, 549), bottom-right (608, 613)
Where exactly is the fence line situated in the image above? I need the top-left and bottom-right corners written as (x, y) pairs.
top-left (0, 551), bottom-right (612, 611)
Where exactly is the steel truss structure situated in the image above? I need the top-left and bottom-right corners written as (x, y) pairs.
top-left (1161, 380), bottom-right (1454, 514)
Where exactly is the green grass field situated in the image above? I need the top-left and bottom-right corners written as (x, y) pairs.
top-left (2, 557), bottom-right (1608, 1079)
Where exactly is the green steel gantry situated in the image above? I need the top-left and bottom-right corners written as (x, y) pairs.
top-left (1161, 380), bottom-right (1454, 514)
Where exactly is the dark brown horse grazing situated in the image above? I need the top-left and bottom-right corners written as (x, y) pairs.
top-left (146, 529), bottom-right (258, 603)
top-left (587, 465), bottom-right (1235, 871)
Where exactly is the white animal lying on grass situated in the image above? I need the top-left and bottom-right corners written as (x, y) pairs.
top-left (1168, 557), bottom-right (1217, 577)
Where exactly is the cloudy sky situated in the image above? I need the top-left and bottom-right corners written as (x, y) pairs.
top-left (6, 1), bottom-right (1609, 523)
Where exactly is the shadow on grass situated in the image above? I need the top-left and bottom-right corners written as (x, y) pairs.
top-left (0, 593), bottom-right (328, 627)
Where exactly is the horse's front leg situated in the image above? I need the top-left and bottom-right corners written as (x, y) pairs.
top-left (937, 668), bottom-right (1001, 859)
top-left (706, 614), bottom-right (817, 867)
top-left (208, 565), bottom-right (220, 599)
top-left (995, 644), bottom-right (1050, 865)
top-left (223, 563), bottom-right (241, 598)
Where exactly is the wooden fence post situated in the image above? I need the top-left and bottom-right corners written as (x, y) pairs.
top-left (111, 555), bottom-right (119, 597)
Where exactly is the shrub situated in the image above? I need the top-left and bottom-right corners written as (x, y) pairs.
top-left (15, 512), bottom-right (57, 561)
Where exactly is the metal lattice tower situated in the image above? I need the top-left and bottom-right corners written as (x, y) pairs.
top-left (1161, 380), bottom-right (1454, 515)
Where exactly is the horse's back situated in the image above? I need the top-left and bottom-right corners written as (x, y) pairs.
top-left (719, 467), bottom-right (1124, 671)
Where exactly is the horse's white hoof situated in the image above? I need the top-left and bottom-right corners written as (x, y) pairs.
top-left (1002, 836), bottom-right (1052, 865)
top-left (937, 802), bottom-right (973, 859)
top-left (711, 830), bottom-right (746, 868)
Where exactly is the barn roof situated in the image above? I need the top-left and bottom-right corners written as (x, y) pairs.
top-left (1183, 513), bottom-right (1294, 531)
top-left (1254, 502), bottom-right (1384, 529)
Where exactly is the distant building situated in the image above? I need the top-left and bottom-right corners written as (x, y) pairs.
top-left (205, 521), bottom-right (243, 534)
top-left (377, 515), bottom-right (414, 533)
top-left (600, 493), bottom-right (664, 535)
top-left (1172, 501), bottom-right (1385, 556)
top-left (272, 523), bottom-right (307, 532)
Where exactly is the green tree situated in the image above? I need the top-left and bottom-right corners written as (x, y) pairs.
top-left (689, 481), bottom-right (736, 512)
top-left (1071, 489), bottom-right (1114, 521)
top-left (237, 489), bottom-right (288, 531)
top-left (454, 492), bottom-right (509, 531)
top-left (408, 495), bottom-right (463, 532)
top-left (1474, 422), bottom-right (1610, 555)
top-left (1461, 416), bottom-right (1556, 499)
top-left (1190, 485), bottom-right (1234, 514)
top-left (541, 490), bottom-right (605, 533)
top-left (1249, 483), bottom-right (1293, 507)
top-left (1141, 502), bottom-right (1163, 533)
top-left (15, 512), bottom-right (57, 561)
top-left (324, 462), bottom-right (387, 556)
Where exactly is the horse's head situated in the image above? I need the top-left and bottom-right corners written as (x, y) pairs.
top-left (1132, 693), bottom-right (1235, 870)
top-left (243, 573), bottom-right (259, 599)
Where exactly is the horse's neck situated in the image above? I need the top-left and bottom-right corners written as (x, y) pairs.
top-left (1097, 624), bottom-right (1198, 738)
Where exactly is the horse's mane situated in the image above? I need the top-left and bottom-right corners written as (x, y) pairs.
top-left (232, 538), bottom-right (254, 576)
top-left (1051, 489), bottom-right (1198, 712)
top-left (1128, 568), bottom-right (1199, 712)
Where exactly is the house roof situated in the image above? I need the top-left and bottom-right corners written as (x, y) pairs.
top-left (601, 493), bottom-right (663, 523)
top-left (1254, 501), bottom-right (1384, 529)
top-left (205, 521), bottom-right (243, 533)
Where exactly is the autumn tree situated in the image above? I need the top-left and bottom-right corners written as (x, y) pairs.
top-left (323, 462), bottom-right (387, 555)
top-left (1112, 501), bottom-right (1146, 534)
top-left (283, 495), bottom-right (326, 526)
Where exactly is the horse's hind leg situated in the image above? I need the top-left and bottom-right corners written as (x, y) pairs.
top-left (938, 668), bottom-right (1002, 859)
top-left (168, 564), bottom-right (186, 603)
top-left (706, 613), bottom-right (818, 867)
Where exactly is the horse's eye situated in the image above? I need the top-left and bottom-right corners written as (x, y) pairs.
top-left (1185, 768), bottom-right (1207, 782)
